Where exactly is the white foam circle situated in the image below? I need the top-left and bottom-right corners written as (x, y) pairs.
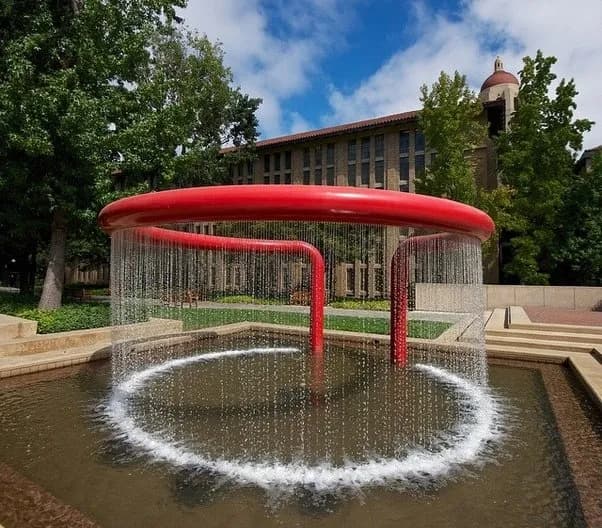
top-left (105, 347), bottom-right (503, 492)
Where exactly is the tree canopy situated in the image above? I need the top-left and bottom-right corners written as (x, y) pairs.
top-left (0, 0), bottom-right (260, 307)
top-left (496, 51), bottom-right (594, 284)
top-left (417, 70), bottom-right (487, 205)
top-left (417, 70), bottom-right (515, 276)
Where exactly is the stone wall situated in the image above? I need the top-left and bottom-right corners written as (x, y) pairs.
top-left (415, 283), bottom-right (602, 311)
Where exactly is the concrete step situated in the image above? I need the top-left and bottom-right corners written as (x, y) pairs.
top-left (0, 314), bottom-right (37, 339)
top-left (486, 344), bottom-right (569, 363)
top-left (486, 328), bottom-right (602, 345)
top-left (509, 321), bottom-right (602, 335)
top-left (485, 335), bottom-right (593, 353)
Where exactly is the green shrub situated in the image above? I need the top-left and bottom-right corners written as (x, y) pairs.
top-left (0, 293), bottom-right (110, 333)
top-left (17, 304), bottom-right (110, 333)
top-left (329, 299), bottom-right (391, 311)
top-left (214, 295), bottom-right (286, 305)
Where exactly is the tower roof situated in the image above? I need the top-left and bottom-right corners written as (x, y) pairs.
top-left (481, 57), bottom-right (519, 91)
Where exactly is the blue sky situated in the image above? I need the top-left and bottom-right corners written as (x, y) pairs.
top-left (182, 0), bottom-right (602, 147)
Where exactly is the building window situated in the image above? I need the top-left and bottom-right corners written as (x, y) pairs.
top-left (247, 177), bottom-right (253, 185)
top-left (375, 160), bottom-right (384, 188)
top-left (273, 173), bottom-right (281, 184)
top-left (361, 162), bottom-right (369, 186)
top-left (274, 152), bottom-right (281, 171)
top-left (303, 148), bottom-right (310, 168)
top-left (264, 154), bottom-right (270, 173)
top-left (284, 150), bottom-right (292, 171)
top-left (285, 173), bottom-right (291, 184)
top-left (415, 154), bottom-right (425, 179)
top-left (327, 166), bottom-right (335, 185)
top-left (264, 175), bottom-right (270, 184)
top-left (400, 157), bottom-right (409, 192)
top-left (348, 140), bottom-right (356, 162)
top-left (360, 266), bottom-right (368, 294)
top-left (247, 160), bottom-right (254, 176)
top-left (326, 143), bottom-right (335, 165)
top-left (415, 131), bottom-right (425, 152)
top-left (315, 168), bottom-right (322, 185)
top-left (347, 164), bottom-right (356, 186)
top-left (375, 134), bottom-right (384, 159)
top-left (303, 169), bottom-right (310, 185)
top-left (345, 266), bottom-right (355, 296)
top-left (314, 146), bottom-right (322, 167)
top-left (361, 137), bottom-right (370, 160)
top-left (399, 131), bottom-right (410, 155)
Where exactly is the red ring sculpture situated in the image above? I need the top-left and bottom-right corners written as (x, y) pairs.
top-left (100, 185), bottom-right (494, 364)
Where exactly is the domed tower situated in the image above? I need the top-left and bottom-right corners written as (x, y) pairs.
top-left (479, 57), bottom-right (519, 133)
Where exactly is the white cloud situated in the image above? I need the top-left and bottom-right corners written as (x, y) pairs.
top-left (325, 0), bottom-right (602, 148)
top-left (180, 0), bottom-right (355, 138)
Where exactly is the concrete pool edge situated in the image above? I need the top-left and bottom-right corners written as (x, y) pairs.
top-left (1, 320), bottom-right (601, 413)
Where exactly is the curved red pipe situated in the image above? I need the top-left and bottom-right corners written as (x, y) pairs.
top-left (99, 185), bottom-right (495, 241)
top-left (132, 226), bottom-right (325, 356)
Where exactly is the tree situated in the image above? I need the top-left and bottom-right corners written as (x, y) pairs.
top-left (0, 1), bottom-right (260, 307)
top-left (417, 71), bottom-right (487, 205)
top-left (112, 27), bottom-right (260, 191)
top-left (496, 51), bottom-right (593, 284)
top-left (417, 71), bottom-right (515, 271)
top-left (552, 152), bottom-right (602, 285)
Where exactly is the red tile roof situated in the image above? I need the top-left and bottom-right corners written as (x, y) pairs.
top-left (222, 110), bottom-right (419, 153)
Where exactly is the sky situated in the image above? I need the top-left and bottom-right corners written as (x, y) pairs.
top-left (181, 0), bottom-right (602, 149)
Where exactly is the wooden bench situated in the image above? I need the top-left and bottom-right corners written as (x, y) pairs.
top-left (290, 289), bottom-right (312, 305)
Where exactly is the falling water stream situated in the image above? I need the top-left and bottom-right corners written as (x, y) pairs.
top-left (106, 221), bottom-right (502, 498)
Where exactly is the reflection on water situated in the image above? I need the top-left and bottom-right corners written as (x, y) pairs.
top-left (0, 339), bottom-right (587, 528)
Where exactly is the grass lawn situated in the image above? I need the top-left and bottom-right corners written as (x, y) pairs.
top-left (160, 307), bottom-right (450, 340)
top-left (0, 292), bottom-right (450, 339)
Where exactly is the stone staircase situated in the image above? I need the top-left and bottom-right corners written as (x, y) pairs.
top-left (485, 306), bottom-right (602, 362)
top-left (485, 306), bottom-right (602, 363)
top-left (484, 306), bottom-right (602, 410)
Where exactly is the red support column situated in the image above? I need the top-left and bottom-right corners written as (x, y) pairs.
top-left (390, 242), bottom-right (408, 366)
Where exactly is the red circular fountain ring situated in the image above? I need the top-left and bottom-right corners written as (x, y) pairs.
top-left (99, 185), bottom-right (494, 241)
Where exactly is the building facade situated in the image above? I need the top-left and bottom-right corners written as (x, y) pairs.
top-left (218, 59), bottom-right (519, 297)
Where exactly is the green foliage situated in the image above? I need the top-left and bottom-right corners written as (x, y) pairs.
top-left (214, 295), bottom-right (286, 305)
top-left (417, 71), bottom-right (487, 205)
top-left (552, 152), bottom-right (602, 285)
top-left (329, 299), bottom-right (390, 311)
top-left (18, 304), bottom-right (110, 333)
top-left (112, 27), bottom-right (260, 190)
top-left (496, 51), bottom-right (594, 284)
top-left (0, 1), bottom-right (260, 303)
top-left (0, 293), bottom-right (109, 333)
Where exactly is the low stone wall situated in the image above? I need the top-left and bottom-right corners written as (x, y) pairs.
top-left (414, 283), bottom-right (602, 311)
top-left (485, 285), bottom-right (601, 310)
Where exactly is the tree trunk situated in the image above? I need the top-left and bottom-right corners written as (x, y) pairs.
top-left (38, 210), bottom-right (67, 310)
